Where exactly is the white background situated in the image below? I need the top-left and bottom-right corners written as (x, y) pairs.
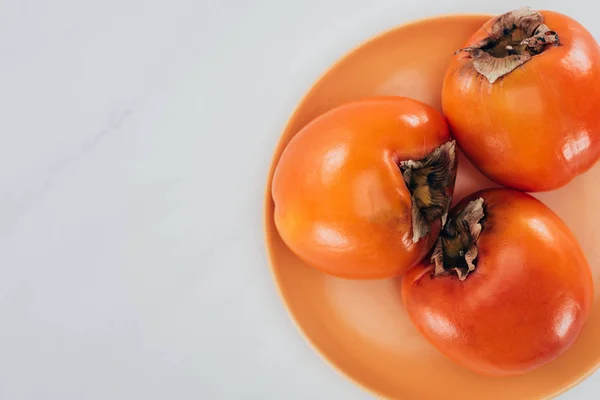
top-left (0, 0), bottom-right (597, 398)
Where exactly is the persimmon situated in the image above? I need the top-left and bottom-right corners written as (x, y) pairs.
top-left (442, 8), bottom-right (600, 191)
top-left (272, 97), bottom-right (457, 279)
top-left (402, 189), bottom-right (593, 376)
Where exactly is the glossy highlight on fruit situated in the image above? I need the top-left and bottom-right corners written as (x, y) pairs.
top-left (402, 188), bottom-right (593, 376)
top-left (272, 96), bottom-right (457, 279)
top-left (442, 8), bottom-right (600, 191)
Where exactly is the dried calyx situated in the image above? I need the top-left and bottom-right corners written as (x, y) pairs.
top-left (431, 198), bottom-right (486, 280)
top-left (457, 7), bottom-right (559, 83)
top-left (399, 141), bottom-right (456, 243)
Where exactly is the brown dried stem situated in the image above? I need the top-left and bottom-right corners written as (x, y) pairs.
top-left (399, 141), bottom-right (457, 243)
top-left (456, 7), bottom-right (559, 83)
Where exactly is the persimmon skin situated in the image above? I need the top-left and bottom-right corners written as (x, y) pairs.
top-left (402, 189), bottom-right (593, 376)
top-left (271, 97), bottom-right (453, 279)
top-left (442, 11), bottom-right (600, 191)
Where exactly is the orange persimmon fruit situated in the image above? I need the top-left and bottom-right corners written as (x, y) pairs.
top-left (272, 97), bottom-right (457, 279)
top-left (402, 188), bottom-right (593, 376)
top-left (442, 8), bottom-right (600, 191)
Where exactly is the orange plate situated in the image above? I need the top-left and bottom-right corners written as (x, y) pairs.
top-left (264, 14), bottom-right (600, 399)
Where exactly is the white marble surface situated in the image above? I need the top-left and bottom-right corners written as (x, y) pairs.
top-left (0, 0), bottom-right (598, 398)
